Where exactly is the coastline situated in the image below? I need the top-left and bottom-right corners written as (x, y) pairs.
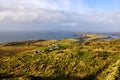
top-left (0, 32), bottom-right (120, 45)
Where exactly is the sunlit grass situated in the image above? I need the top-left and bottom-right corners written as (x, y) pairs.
top-left (0, 38), bottom-right (120, 80)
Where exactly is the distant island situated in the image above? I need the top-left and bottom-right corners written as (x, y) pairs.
top-left (0, 33), bottom-right (120, 80)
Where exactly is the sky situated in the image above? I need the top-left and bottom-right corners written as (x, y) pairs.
top-left (0, 0), bottom-right (120, 32)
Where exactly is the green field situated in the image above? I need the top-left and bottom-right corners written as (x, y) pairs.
top-left (0, 36), bottom-right (120, 80)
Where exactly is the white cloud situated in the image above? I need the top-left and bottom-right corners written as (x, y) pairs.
top-left (0, 0), bottom-right (87, 11)
top-left (0, 0), bottom-right (120, 32)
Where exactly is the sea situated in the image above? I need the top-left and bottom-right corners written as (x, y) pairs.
top-left (0, 31), bottom-right (120, 43)
top-left (0, 31), bottom-right (78, 43)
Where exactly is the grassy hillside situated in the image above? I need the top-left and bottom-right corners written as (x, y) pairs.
top-left (0, 38), bottom-right (120, 80)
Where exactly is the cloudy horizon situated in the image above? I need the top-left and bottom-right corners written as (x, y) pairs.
top-left (0, 0), bottom-right (120, 32)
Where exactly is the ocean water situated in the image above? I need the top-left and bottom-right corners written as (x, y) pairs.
top-left (0, 31), bottom-right (78, 43)
top-left (0, 31), bottom-right (119, 43)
